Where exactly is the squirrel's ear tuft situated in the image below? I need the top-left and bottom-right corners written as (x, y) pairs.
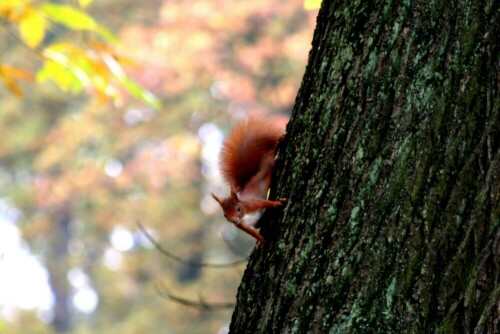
top-left (230, 191), bottom-right (239, 201)
top-left (211, 193), bottom-right (222, 205)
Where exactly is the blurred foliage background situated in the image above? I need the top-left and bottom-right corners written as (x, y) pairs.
top-left (0, 0), bottom-right (317, 333)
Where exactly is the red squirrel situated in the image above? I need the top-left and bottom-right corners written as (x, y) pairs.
top-left (211, 115), bottom-right (287, 247)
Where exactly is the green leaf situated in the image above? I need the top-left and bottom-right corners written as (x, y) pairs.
top-left (101, 54), bottom-right (161, 109)
top-left (121, 77), bottom-right (162, 110)
top-left (95, 26), bottom-right (118, 44)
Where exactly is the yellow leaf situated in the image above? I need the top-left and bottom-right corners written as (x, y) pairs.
top-left (42, 3), bottom-right (96, 31)
top-left (304, 0), bottom-right (322, 10)
top-left (0, 0), bottom-right (28, 6)
top-left (19, 7), bottom-right (46, 49)
top-left (44, 43), bottom-right (87, 59)
top-left (37, 52), bottom-right (89, 93)
top-left (0, 0), bottom-right (28, 21)
top-left (41, 3), bottom-right (117, 43)
top-left (79, 0), bottom-right (94, 8)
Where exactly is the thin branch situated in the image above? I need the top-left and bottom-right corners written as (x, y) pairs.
top-left (136, 220), bottom-right (248, 268)
top-left (220, 228), bottom-right (253, 257)
top-left (156, 282), bottom-right (235, 310)
top-left (0, 19), bottom-right (52, 60)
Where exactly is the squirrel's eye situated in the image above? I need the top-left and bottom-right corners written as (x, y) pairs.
top-left (236, 206), bottom-right (241, 212)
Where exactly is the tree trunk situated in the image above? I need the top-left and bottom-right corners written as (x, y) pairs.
top-left (230, 1), bottom-right (499, 333)
top-left (47, 205), bottom-right (73, 332)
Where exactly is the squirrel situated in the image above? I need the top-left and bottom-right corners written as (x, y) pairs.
top-left (211, 115), bottom-right (287, 247)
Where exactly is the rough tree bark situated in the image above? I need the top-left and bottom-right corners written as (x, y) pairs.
top-left (230, 1), bottom-right (499, 333)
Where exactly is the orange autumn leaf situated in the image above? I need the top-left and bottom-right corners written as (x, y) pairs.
top-left (0, 64), bottom-right (34, 97)
top-left (0, 64), bottom-right (35, 81)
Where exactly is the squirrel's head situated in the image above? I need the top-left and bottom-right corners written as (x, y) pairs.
top-left (211, 191), bottom-right (245, 224)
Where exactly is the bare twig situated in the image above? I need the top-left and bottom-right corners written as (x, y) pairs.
top-left (136, 220), bottom-right (248, 268)
top-left (220, 229), bottom-right (253, 257)
top-left (0, 22), bottom-right (45, 59)
top-left (156, 282), bottom-right (235, 310)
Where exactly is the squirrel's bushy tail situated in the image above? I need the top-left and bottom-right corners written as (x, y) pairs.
top-left (219, 116), bottom-right (284, 192)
